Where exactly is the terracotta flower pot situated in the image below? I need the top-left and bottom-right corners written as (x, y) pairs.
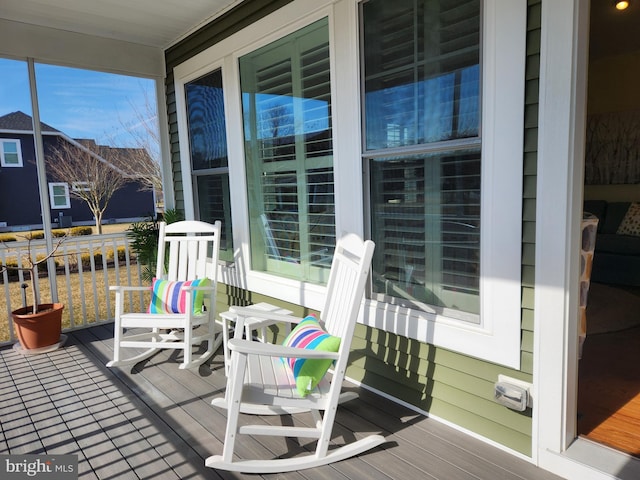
top-left (12, 303), bottom-right (64, 350)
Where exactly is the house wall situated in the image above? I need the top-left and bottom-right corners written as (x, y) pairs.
top-left (102, 183), bottom-right (155, 221)
top-left (165, 0), bottom-right (541, 457)
top-left (588, 50), bottom-right (640, 115)
top-left (0, 133), bottom-right (155, 229)
top-left (60, 182), bottom-right (155, 226)
top-left (583, 49), bottom-right (640, 203)
top-left (0, 133), bottom-right (42, 226)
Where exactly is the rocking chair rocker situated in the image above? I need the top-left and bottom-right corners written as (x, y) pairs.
top-left (207, 233), bottom-right (384, 473)
top-left (107, 220), bottom-right (221, 370)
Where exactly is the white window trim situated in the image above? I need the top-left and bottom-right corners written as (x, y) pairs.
top-left (48, 182), bottom-right (70, 209)
top-left (174, 0), bottom-right (526, 369)
top-left (72, 181), bottom-right (93, 192)
top-left (0, 139), bottom-right (23, 167)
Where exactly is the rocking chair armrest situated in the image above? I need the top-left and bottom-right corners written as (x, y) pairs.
top-left (228, 338), bottom-right (340, 360)
top-left (229, 306), bottom-right (303, 325)
top-left (109, 285), bottom-right (151, 293)
top-left (179, 284), bottom-right (216, 294)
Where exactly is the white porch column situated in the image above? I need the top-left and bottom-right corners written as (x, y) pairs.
top-left (27, 58), bottom-right (58, 304)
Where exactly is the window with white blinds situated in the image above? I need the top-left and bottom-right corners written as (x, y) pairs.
top-left (363, 0), bottom-right (482, 318)
top-left (185, 69), bottom-right (233, 262)
top-left (240, 17), bottom-right (335, 283)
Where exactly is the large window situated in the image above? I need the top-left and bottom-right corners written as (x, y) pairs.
top-left (240, 18), bottom-right (335, 283)
top-left (360, 0), bottom-right (526, 369)
top-left (363, 0), bottom-right (482, 320)
top-left (0, 140), bottom-right (23, 167)
top-left (185, 69), bottom-right (233, 262)
top-left (174, 0), bottom-right (525, 367)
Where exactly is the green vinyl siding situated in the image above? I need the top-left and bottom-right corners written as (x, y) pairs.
top-left (348, 325), bottom-right (535, 456)
top-left (347, 351), bottom-right (533, 452)
top-left (520, 0), bottom-right (541, 379)
top-left (165, 0), bottom-right (541, 458)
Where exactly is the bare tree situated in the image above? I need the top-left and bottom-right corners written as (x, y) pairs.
top-left (114, 89), bottom-right (163, 195)
top-left (586, 110), bottom-right (640, 185)
top-left (108, 144), bottom-right (162, 194)
top-left (45, 140), bottom-right (130, 234)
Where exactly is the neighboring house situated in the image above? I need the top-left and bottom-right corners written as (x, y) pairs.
top-left (2, 1), bottom-right (638, 479)
top-left (0, 111), bottom-right (155, 230)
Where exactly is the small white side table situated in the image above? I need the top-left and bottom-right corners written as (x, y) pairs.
top-left (219, 302), bottom-right (293, 375)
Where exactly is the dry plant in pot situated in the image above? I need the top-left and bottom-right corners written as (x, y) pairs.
top-left (0, 233), bottom-right (67, 352)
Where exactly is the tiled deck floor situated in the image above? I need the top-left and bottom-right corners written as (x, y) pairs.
top-left (0, 325), bottom-right (565, 480)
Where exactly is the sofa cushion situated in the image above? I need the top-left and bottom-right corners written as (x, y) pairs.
top-left (617, 202), bottom-right (640, 236)
top-left (596, 233), bottom-right (640, 256)
top-left (601, 202), bottom-right (631, 234)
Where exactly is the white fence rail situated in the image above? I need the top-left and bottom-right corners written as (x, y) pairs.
top-left (1, 232), bottom-right (146, 346)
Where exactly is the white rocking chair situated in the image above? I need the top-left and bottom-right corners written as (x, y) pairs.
top-left (107, 220), bottom-right (222, 370)
top-left (207, 233), bottom-right (384, 473)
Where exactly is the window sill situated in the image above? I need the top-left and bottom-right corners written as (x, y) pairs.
top-left (361, 298), bottom-right (522, 369)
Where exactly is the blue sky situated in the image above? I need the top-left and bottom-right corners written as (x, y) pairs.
top-left (0, 58), bottom-right (158, 157)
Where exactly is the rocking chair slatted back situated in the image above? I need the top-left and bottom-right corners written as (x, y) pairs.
top-left (158, 221), bottom-right (219, 281)
top-left (107, 220), bottom-right (222, 371)
top-left (321, 235), bottom-right (372, 340)
top-left (207, 233), bottom-right (383, 473)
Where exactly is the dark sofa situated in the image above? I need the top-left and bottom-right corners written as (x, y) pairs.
top-left (584, 200), bottom-right (640, 286)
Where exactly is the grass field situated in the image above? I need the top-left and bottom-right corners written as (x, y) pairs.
top-left (1, 222), bottom-right (145, 343)
top-left (95, 223), bottom-right (133, 234)
top-left (2, 265), bottom-right (145, 343)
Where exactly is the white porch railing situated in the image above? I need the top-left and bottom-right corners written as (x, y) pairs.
top-left (1, 232), bottom-right (146, 346)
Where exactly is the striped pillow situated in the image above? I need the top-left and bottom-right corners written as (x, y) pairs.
top-left (282, 314), bottom-right (341, 397)
top-left (148, 278), bottom-right (210, 315)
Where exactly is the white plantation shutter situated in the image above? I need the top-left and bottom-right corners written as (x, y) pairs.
top-left (241, 18), bottom-right (335, 283)
top-left (364, 0), bottom-right (481, 317)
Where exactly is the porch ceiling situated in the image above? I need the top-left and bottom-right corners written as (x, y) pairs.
top-left (2, 0), bottom-right (639, 58)
top-left (589, 0), bottom-right (640, 59)
top-left (1, 0), bottom-right (241, 49)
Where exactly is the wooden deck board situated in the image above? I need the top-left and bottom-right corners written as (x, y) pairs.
top-left (0, 324), bottom-right (565, 480)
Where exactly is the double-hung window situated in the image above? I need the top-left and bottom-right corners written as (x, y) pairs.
top-left (185, 69), bottom-right (233, 262)
top-left (239, 18), bottom-right (335, 284)
top-left (363, 0), bottom-right (481, 319)
top-left (1, 139), bottom-right (22, 167)
top-left (72, 181), bottom-right (93, 192)
top-left (49, 182), bottom-right (70, 209)
top-left (361, 0), bottom-right (525, 367)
